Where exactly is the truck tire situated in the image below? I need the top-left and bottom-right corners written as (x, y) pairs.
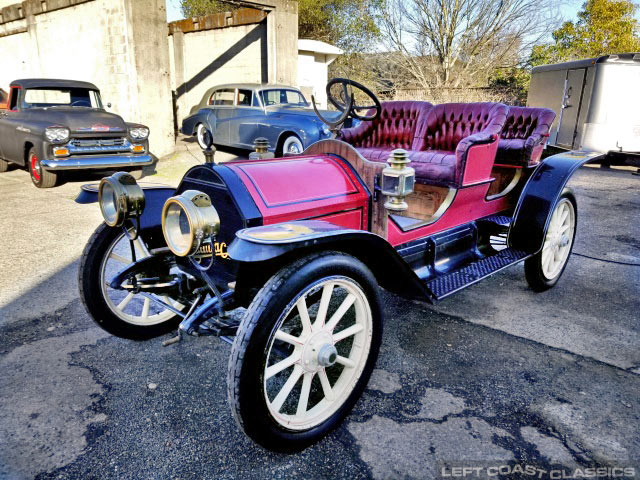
top-left (28, 147), bottom-right (58, 188)
top-left (228, 251), bottom-right (382, 452)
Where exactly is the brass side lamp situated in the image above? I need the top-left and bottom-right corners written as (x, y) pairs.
top-left (382, 149), bottom-right (415, 211)
top-left (249, 137), bottom-right (275, 160)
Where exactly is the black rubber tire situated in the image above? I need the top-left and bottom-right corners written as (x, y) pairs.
top-left (0, 158), bottom-right (9, 173)
top-left (28, 147), bottom-right (58, 188)
top-left (524, 190), bottom-right (577, 292)
top-left (227, 251), bottom-right (383, 452)
top-left (78, 222), bottom-right (183, 340)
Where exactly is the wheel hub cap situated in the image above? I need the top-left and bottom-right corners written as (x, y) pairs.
top-left (317, 344), bottom-right (338, 367)
top-left (559, 234), bottom-right (570, 247)
top-left (302, 331), bottom-right (334, 372)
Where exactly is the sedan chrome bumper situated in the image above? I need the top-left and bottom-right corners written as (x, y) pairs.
top-left (41, 154), bottom-right (154, 171)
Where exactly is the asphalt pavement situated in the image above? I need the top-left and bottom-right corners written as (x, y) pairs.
top-left (0, 143), bottom-right (638, 480)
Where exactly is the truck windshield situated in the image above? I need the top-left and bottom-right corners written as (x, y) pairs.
top-left (22, 88), bottom-right (103, 109)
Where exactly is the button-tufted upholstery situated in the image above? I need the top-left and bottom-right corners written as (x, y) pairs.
top-left (339, 101), bottom-right (433, 150)
top-left (339, 101), bottom-right (509, 187)
top-left (496, 106), bottom-right (556, 165)
top-left (412, 103), bottom-right (509, 185)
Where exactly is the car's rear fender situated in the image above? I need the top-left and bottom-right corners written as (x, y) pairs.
top-left (75, 184), bottom-right (176, 250)
top-left (509, 150), bottom-right (603, 254)
top-left (228, 220), bottom-right (432, 304)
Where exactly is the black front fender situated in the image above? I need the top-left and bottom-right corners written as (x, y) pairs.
top-left (509, 150), bottom-right (603, 254)
top-left (228, 221), bottom-right (432, 301)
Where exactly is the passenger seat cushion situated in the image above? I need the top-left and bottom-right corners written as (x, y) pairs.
top-left (497, 106), bottom-right (556, 165)
top-left (339, 101), bottom-right (433, 149)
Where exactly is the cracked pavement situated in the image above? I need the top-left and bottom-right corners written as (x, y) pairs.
top-left (0, 154), bottom-right (638, 479)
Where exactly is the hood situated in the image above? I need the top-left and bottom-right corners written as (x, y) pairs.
top-left (33, 108), bottom-right (128, 133)
top-left (270, 105), bottom-right (343, 121)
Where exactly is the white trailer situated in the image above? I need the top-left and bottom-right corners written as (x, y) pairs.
top-left (528, 53), bottom-right (640, 165)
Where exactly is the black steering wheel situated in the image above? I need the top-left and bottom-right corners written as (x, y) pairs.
top-left (312, 78), bottom-right (381, 132)
top-left (326, 78), bottom-right (381, 121)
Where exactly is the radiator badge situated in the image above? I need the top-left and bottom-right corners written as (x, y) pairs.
top-left (214, 242), bottom-right (229, 259)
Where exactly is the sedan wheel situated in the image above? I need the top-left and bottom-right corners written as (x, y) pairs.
top-left (228, 252), bottom-right (382, 452)
top-left (281, 135), bottom-right (303, 156)
top-left (525, 191), bottom-right (577, 291)
top-left (196, 123), bottom-right (210, 150)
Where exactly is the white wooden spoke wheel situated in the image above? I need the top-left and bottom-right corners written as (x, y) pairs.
top-left (228, 252), bottom-right (382, 451)
top-left (264, 277), bottom-right (373, 430)
top-left (524, 192), bottom-right (577, 292)
top-left (100, 231), bottom-right (182, 326)
top-left (79, 223), bottom-right (185, 339)
top-left (541, 198), bottom-right (575, 280)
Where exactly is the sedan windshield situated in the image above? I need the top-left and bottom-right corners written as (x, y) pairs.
top-left (261, 89), bottom-right (308, 107)
top-left (22, 88), bottom-right (103, 109)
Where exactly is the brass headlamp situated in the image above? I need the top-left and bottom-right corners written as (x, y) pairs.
top-left (382, 149), bottom-right (415, 212)
top-left (161, 190), bottom-right (220, 257)
top-left (98, 172), bottom-right (145, 228)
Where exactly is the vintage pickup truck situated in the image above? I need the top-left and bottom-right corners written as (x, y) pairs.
top-left (0, 78), bottom-right (152, 187)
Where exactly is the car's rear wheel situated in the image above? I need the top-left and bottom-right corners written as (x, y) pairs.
top-left (278, 134), bottom-right (303, 156)
top-left (228, 252), bottom-right (382, 452)
top-left (79, 223), bottom-right (185, 339)
top-left (28, 148), bottom-right (58, 188)
top-left (196, 123), bottom-right (210, 150)
top-left (524, 191), bottom-right (577, 291)
top-left (0, 158), bottom-right (9, 172)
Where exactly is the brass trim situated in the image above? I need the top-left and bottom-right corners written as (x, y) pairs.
top-left (391, 187), bottom-right (457, 232)
top-left (98, 172), bottom-right (145, 227)
top-left (486, 168), bottom-right (522, 200)
top-left (161, 190), bottom-right (220, 257)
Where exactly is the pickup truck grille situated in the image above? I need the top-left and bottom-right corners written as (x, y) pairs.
top-left (67, 136), bottom-right (131, 155)
top-left (70, 138), bottom-right (126, 148)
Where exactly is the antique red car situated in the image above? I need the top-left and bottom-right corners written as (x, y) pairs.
top-left (77, 79), bottom-right (600, 452)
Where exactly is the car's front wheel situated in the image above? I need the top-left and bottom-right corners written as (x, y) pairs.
top-left (278, 134), bottom-right (304, 156)
top-left (524, 191), bottom-right (577, 291)
top-left (228, 252), bottom-right (382, 452)
top-left (28, 148), bottom-right (58, 188)
top-left (79, 223), bottom-right (185, 339)
top-left (196, 123), bottom-right (210, 150)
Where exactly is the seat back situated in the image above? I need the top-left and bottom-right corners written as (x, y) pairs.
top-left (413, 102), bottom-right (508, 152)
top-left (501, 106), bottom-right (555, 140)
top-left (343, 101), bottom-right (433, 149)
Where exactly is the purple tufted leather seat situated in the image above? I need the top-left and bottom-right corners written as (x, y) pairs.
top-left (411, 102), bottom-right (508, 186)
top-left (496, 106), bottom-right (556, 166)
top-left (339, 101), bottom-right (509, 187)
top-left (339, 101), bottom-right (432, 152)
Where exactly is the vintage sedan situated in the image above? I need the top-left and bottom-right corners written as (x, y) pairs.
top-left (0, 79), bottom-right (152, 187)
top-left (181, 83), bottom-right (345, 155)
top-left (77, 79), bottom-right (601, 452)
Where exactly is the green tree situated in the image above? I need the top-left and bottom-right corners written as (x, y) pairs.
top-left (180, 0), bottom-right (380, 52)
top-left (531, 0), bottom-right (640, 65)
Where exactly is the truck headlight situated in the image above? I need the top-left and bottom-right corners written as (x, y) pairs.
top-left (129, 127), bottom-right (149, 140)
top-left (162, 190), bottom-right (220, 257)
top-left (98, 172), bottom-right (145, 227)
top-left (45, 127), bottom-right (70, 144)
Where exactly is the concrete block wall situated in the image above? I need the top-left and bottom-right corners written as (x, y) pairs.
top-left (169, 0), bottom-right (298, 126)
top-left (0, 0), bottom-right (174, 157)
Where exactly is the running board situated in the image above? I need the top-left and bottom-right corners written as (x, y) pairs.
top-left (425, 248), bottom-right (528, 300)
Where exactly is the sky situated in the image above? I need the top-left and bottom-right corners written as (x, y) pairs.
top-left (166, 0), bottom-right (183, 22)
